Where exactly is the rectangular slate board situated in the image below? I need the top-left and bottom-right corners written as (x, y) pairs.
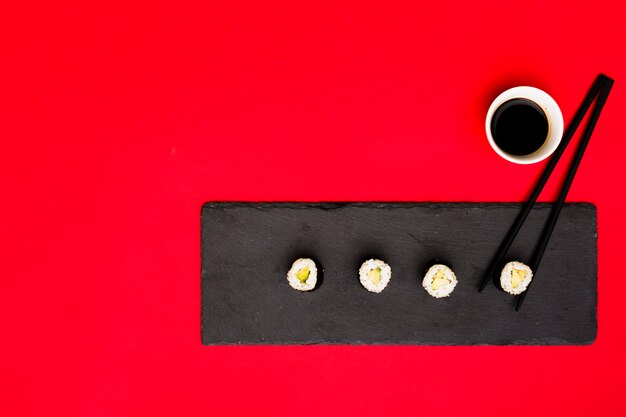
top-left (201, 202), bottom-right (597, 345)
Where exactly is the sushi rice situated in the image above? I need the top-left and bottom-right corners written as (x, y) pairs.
top-left (287, 258), bottom-right (318, 291)
top-left (422, 264), bottom-right (457, 298)
top-left (359, 259), bottom-right (391, 293)
top-left (500, 261), bottom-right (533, 295)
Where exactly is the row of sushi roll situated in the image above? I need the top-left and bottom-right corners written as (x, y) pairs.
top-left (287, 258), bottom-right (533, 296)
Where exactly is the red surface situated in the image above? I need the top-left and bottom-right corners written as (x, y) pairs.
top-left (1, 1), bottom-right (626, 416)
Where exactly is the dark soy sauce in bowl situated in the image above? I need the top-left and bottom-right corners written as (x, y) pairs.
top-left (490, 98), bottom-right (549, 156)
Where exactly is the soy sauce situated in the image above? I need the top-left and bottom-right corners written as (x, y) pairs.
top-left (491, 98), bottom-right (549, 156)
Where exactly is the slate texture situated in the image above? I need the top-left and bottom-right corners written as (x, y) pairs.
top-left (201, 202), bottom-right (597, 345)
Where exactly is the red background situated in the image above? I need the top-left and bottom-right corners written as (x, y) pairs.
top-left (2, 1), bottom-right (626, 416)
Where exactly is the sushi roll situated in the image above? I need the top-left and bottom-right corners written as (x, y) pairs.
top-left (500, 261), bottom-right (533, 295)
top-left (287, 258), bottom-right (318, 291)
top-left (359, 259), bottom-right (391, 293)
top-left (422, 264), bottom-right (457, 298)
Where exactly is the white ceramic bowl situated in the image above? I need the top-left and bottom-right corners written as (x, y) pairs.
top-left (486, 86), bottom-right (563, 164)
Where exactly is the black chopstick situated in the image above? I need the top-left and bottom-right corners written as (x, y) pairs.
top-left (477, 74), bottom-right (613, 308)
top-left (515, 76), bottom-right (614, 310)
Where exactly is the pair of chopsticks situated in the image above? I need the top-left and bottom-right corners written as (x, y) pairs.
top-left (478, 74), bottom-right (614, 311)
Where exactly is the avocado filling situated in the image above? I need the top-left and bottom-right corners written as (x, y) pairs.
top-left (368, 268), bottom-right (382, 285)
top-left (431, 269), bottom-right (451, 290)
top-left (295, 266), bottom-right (310, 283)
top-left (511, 268), bottom-right (527, 289)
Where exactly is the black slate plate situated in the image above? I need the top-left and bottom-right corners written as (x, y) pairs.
top-left (201, 202), bottom-right (597, 345)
